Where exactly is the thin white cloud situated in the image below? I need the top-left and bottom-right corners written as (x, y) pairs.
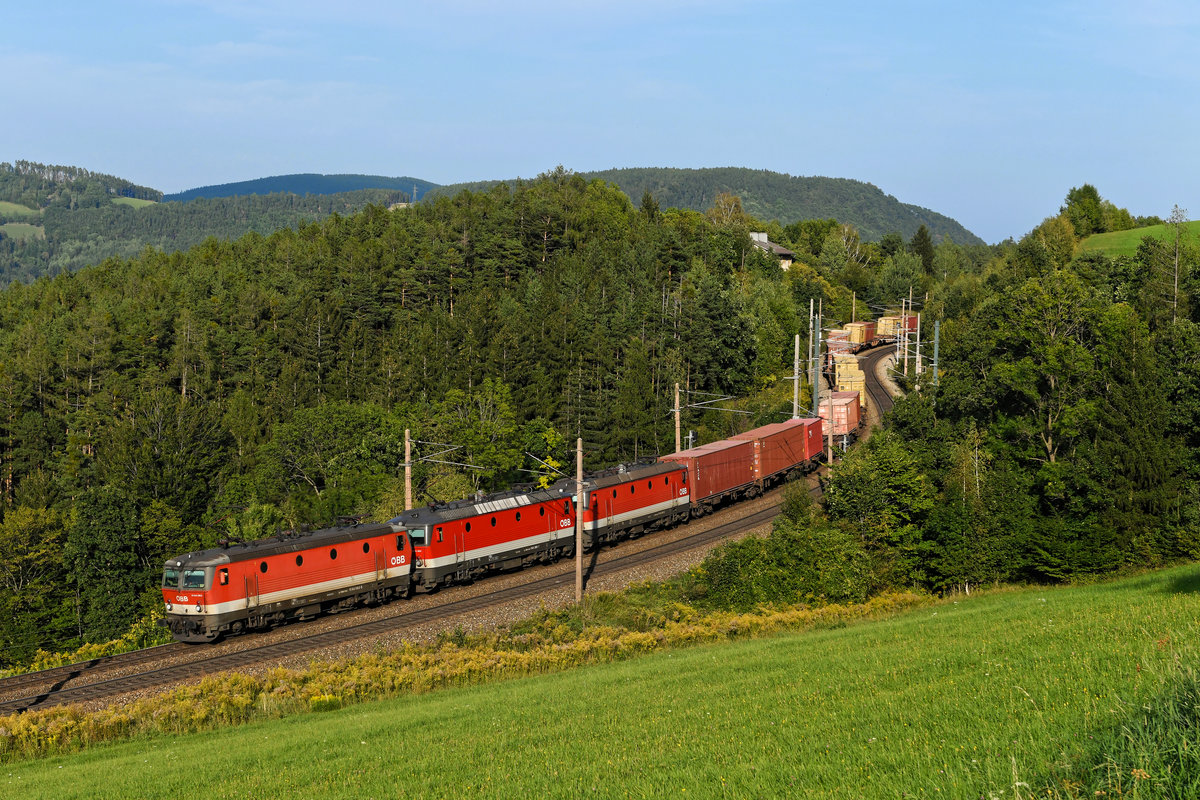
top-left (162, 39), bottom-right (296, 65)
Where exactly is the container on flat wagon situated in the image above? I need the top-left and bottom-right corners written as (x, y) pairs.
top-left (844, 321), bottom-right (876, 345)
top-left (875, 316), bottom-right (902, 338)
top-left (818, 391), bottom-right (862, 435)
top-left (837, 374), bottom-right (865, 391)
top-left (835, 391), bottom-right (863, 428)
top-left (835, 359), bottom-right (864, 383)
top-left (844, 387), bottom-right (869, 411)
top-left (826, 329), bottom-right (853, 354)
top-left (659, 439), bottom-right (756, 503)
top-left (730, 418), bottom-right (823, 481)
top-left (902, 314), bottom-right (918, 333)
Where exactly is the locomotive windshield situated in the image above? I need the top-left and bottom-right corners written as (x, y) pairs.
top-left (408, 526), bottom-right (427, 545)
top-left (162, 567), bottom-right (180, 588)
top-left (183, 569), bottom-right (208, 590)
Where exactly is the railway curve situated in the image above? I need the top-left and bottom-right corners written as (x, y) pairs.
top-left (1, 343), bottom-right (904, 716)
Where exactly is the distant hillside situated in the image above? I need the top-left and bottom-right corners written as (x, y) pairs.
top-left (2, 162), bottom-right (985, 284)
top-left (166, 173), bottom-right (439, 203)
top-left (0, 161), bottom-right (410, 285)
top-left (434, 167), bottom-right (984, 245)
top-left (1079, 219), bottom-right (1200, 258)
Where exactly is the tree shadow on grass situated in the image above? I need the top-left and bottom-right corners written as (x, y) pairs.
top-left (1166, 569), bottom-right (1200, 595)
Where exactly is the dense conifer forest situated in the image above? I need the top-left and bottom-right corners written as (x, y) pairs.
top-left (0, 169), bottom-right (1195, 669)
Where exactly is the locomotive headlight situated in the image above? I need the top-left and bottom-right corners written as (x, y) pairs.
top-left (195, 603), bottom-right (202, 613)
top-left (166, 601), bottom-right (172, 611)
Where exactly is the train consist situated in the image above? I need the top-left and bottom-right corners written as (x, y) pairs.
top-left (824, 313), bottom-right (915, 412)
top-left (160, 314), bottom-right (914, 642)
top-left (160, 415), bottom-right (836, 642)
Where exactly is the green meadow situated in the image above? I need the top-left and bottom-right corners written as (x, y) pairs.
top-left (109, 196), bottom-right (156, 208)
top-left (0, 222), bottom-right (43, 241)
top-left (7, 565), bottom-right (1198, 799)
top-left (1079, 220), bottom-right (1200, 258)
top-left (0, 201), bottom-right (39, 219)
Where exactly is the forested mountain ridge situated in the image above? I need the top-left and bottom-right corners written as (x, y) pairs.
top-left (0, 161), bottom-right (162, 205)
top-left (165, 173), bottom-right (438, 203)
top-left (0, 161), bottom-right (410, 285)
top-left (2, 161), bottom-right (985, 285)
top-left (435, 167), bottom-right (986, 245)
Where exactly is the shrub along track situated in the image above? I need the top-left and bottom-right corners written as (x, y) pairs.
top-left (0, 346), bottom-right (900, 717)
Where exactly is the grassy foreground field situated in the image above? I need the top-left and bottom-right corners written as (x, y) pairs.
top-left (7, 565), bottom-right (1199, 799)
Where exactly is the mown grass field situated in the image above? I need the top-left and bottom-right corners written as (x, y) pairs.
top-left (7, 565), bottom-right (1199, 799)
top-left (0, 201), bottom-right (39, 218)
top-left (0, 222), bottom-right (43, 241)
top-left (1080, 220), bottom-right (1200, 258)
top-left (110, 197), bottom-right (156, 208)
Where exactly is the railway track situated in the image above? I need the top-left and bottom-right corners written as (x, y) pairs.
top-left (860, 345), bottom-right (899, 420)
top-left (1, 348), bottom-right (897, 718)
top-left (0, 643), bottom-right (187, 699)
top-left (0, 498), bottom-right (788, 716)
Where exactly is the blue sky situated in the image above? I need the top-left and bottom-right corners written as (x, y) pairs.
top-left (3, 0), bottom-right (1197, 243)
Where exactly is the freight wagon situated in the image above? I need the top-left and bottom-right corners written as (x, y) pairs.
top-left (657, 439), bottom-right (758, 514)
top-left (730, 418), bottom-right (824, 486)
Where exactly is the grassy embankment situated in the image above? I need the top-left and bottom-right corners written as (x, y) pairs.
top-left (5, 565), bottom-right (1198, 799)
top-left (1080, 220), bottom-right (1200, 258)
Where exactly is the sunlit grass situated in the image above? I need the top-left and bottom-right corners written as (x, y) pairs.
top-left (0, 222), bottom-right (42, 241)
top-left (0, 201), bottom-right (39, 218)
top-left (8, 565), bottom-right (1198, 799)
top-left (109, 197), bottom-right (156, 208)
top-left (1079, 220), bottom-right (1200, 258)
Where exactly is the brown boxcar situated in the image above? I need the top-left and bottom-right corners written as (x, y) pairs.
top-left (660, 439), bottom-right (756, 508)
top-left (730, 418), bottom-right (824, 484)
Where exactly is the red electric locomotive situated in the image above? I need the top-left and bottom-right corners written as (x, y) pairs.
top-left (161, 521), bottom-right (414, 642)
top-left (551, 461), bottom-right (691, 549)
top-left (389, 489), bottom-right (576, 591)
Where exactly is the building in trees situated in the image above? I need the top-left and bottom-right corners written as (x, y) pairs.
top-left (750, 232), bottom-right (796, 270)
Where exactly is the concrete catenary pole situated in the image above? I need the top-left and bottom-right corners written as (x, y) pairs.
top-left (811, 302), bottom-right (822, 418)
top-left (932, 320), bottom-right (941, 389)
top-left (404, 429), bottom-right (412, 511)
top-left (674, 383), bottom-right (681, 452)
top-left (826, 387), bottom-right (834, 463)
top-left (792, 334), bottom-right (801, 419)
top-left (916, 313), bottom-right (923, 376)
top-left (575, 437), bottom-right (584, 603)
